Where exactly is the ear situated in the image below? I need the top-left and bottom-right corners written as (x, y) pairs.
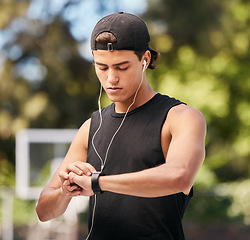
top-left (142, 50), bottom-right (151, 70)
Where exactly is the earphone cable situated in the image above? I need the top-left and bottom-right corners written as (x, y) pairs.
top-left (86, 63), bottom-right (145, 240)
top-left (101, 69), bottom-right (144, 171)
top-left (91, 85), bottom-right (104, 168)
top-left (85, 194), bottom-right (97, 240)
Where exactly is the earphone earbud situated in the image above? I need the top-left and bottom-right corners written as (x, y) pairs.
top-left (143, 60), bottom-right (147, 72)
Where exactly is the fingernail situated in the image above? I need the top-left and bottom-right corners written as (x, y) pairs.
top-left (87, 171), bottom-right (91, 176)
top-left (79, 170), bottom-right (83, 175)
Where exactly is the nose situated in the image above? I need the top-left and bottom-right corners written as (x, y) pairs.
top-left (107, 69), bottom-right (119, 85)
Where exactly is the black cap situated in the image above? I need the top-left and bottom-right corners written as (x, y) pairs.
top-left (91, 11), bottom-right (155, 53)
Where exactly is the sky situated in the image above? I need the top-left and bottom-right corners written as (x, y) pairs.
top-left (0, 0), bottom-right (148, 81)
top-left (27, 0), bottom-right (148, 41)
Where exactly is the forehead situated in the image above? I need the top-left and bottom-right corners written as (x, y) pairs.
top-left (93, 50), bottom-right (139, 64)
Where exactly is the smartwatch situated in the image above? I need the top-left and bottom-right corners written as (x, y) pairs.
top-left (91, 171), bottom-right (104, 194)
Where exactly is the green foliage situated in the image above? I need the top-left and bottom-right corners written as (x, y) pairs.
top-left (144, 0), bottom-right (250, 223)
top-left (0, 155), bottom-right (15, 186)
top-left (13, 198), bottom-right (37, 226)
top-left (0, 2), bottom-right (99, 167)
top-left (0, 1), bottom-right (99, 227)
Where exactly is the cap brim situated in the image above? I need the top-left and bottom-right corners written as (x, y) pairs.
top-left (148, 47), bottom-right (158, 55)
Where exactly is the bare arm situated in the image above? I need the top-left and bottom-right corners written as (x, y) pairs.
top-left (68, 105), bottom-right (206, 198)
top-left (36, 119), bottom-right (95, 222)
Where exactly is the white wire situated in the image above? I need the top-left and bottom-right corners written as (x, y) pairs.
top-left (86, 86), bottom-right (103, 240)
top-left (86, 65), bottom-right (145, 239)
top-left (92, 67), bottom-right (144, 172)
top-left (85, 194), bottom-right (97, 240)
top-left (91, 85), bottom-right (104, 168)
top-left (101, 69), bottom-right (144, 172)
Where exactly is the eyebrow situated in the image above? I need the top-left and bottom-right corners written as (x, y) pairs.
top-left (95, 61), bottom-right (129, 67)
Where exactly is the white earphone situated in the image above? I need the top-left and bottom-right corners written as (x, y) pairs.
top-left (143, 60), bottom-right (147, 72)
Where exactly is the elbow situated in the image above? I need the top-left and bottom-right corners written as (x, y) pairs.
top-left (178, 177), bottom-right (193, 193)
top-left (35, 188), bottom-right (70, 222)
top-left (36, 208), bottom-right (44, 222)
top-left (177, 151), bottom-right (205, 193)
top-left (36, 194), bottom-right (55, 222)
top-left (36, 204), bottom-right (49, 222)
top-left (35, 192), bottom-right (49, 222)
top-left (36, 208), bottom-right (54, 222)
top-left (175, 168), bottom-right (194, 193)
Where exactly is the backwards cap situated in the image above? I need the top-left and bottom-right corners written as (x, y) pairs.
top-left (91, 11), bottom-right (156, 53)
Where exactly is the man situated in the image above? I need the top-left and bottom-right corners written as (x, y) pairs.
top-left (36, 12), bottom-right (206, 240)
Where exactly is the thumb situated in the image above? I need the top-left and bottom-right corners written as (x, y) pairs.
top-left (59, 171), bottom-right (69, 180)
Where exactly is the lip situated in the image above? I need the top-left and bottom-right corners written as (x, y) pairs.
top-left (106, 87), bottom-right (122, 94)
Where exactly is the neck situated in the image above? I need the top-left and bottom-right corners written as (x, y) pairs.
top-left (114, 83), bottom-right (156, 113)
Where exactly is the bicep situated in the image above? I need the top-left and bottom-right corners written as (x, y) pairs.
top-left (165, 106), bottom-right (206, 185)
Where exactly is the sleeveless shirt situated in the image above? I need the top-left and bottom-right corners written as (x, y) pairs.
top-left (86, 93), bottom-right (193, 240)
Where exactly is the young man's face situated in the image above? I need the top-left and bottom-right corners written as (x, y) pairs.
top-left (93, 50), bottom-right (144, 104)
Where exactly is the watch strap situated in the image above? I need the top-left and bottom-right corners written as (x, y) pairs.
top-left (91, 171), bottom-right (104, 194)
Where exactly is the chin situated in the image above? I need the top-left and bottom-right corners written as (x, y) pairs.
top-left (108, 96), bottom-right (122, 103)
top-left (105, 91), bottom-right (135, 105)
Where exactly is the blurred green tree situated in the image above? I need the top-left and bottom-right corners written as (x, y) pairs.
top-left (144, 0), bottom-right (250, 224)
top-left (0, 1), bottom-right (99, 186)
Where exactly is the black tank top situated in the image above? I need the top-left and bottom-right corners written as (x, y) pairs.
top-left (86, 93), bottom-right (192, 240)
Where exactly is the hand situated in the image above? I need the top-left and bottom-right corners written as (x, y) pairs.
top-left (59, 162), bottom-right (96, 197)
top-left (68, 171), bottom-right (94, 197)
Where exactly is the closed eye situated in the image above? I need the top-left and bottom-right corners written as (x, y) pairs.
top-left (99, 67), bottom-right (108, 71)
top-left (117, 66), bottom-right (128, 71)
top-left (94, 61), bottom-right (129, 71)
top-left (94, 62), bottom-right (108, 71)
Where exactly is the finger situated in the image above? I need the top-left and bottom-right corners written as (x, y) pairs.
top-left (83, 163), bottom-right (97, 175)
top-left (65, 163), bottom-right (84, 175)
top-left (66, 190), bottom-right (83, 197)
top-left (68, 171), bottom-right (79, 184)
top-left (73, 162), bottom-right (97, 176)
top-left (62, 179), bottom-right (80, 194)
top-left (68, 172), bottom-right (86, 190)
top-left (61, 180), bottom-right (71, 195)
top-left (66, 187), bottom-right (94, 197)
top-left (62, 179), bottom-right (83, 196)
top-left (74, 186), bottom-right (82, 191)
top-left (69, 183), bottom-right (81, 191)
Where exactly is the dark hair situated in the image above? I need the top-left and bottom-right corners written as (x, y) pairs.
top-left (95, 32), bottom-right (160, 69)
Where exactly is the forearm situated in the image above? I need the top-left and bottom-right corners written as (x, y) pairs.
top-left (99, 164), bottom-right (192, 198)
top-left (36, 187), bottom-right (72, 222)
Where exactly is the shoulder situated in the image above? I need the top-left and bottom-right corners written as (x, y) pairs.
top-left (169, 104), bottom-right (205, 120)
top-left (167, 104), bottom-right (206, 136)
top-left (71, 118), bottom-right (91, 149)
top-left (79, 118), bottom-right (91, 132)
